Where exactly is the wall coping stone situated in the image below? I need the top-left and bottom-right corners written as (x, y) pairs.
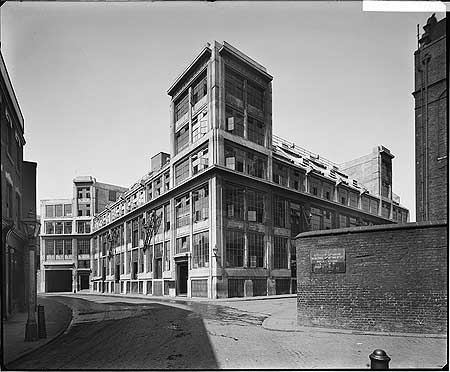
top-left (295, 220), bottom-right (447, 239)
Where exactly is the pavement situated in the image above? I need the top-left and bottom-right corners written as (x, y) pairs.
top-left (2, 295), bottom-right (72, 366)
top-left (2, 291), bottom-right (447, 368)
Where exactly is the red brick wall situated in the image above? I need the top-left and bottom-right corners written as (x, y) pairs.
top-left (296, 222), bottom-right (447, 333)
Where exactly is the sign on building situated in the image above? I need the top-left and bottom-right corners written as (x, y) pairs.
top-left (310, 248), bottom-right (345, 274)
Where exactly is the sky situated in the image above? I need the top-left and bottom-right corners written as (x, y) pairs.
top-left (1, 1), bottom-right (445, 222)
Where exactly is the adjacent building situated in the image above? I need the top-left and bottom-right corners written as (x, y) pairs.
top-left (40, 176), bottom-right (126, 293)
top-left (1, 50), bottom-right (38, 318)
top-left (413, 14), bottom-right (447, 222)
top-left (91, 41), bottom-right (409, 299)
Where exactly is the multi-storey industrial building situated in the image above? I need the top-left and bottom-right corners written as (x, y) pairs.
top-left (1, 50), bottom-right (38, 319)
top-left (40, 176), bottom-right (126, 292)
top-left (413, 14), bottom-right (447, 222)
top-left (91, 41), bottom-right (409, 299)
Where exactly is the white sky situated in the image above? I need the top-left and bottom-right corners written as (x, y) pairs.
top-left (1, 1), bottom-right (445, 221)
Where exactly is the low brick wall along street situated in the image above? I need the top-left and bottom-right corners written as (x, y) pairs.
top-left (296, 221), bottom-right (447, 334)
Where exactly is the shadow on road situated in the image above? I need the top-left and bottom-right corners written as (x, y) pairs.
top-left (7, 299), bottom-right (218, 370)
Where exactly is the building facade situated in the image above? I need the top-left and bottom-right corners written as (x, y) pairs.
top-left (413, 14), bottom-right (447, 222)
top-left (91, 41), bottom-right (409, 299)
top-left (40, 176), bottom-right (127, 293)
top-left (1, 51), bottom-right (38, 319)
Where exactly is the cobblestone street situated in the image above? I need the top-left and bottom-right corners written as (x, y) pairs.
top-left (6, 294), bottom-right (447, 370)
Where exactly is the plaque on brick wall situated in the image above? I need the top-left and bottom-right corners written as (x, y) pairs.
top-left (310, 248), bottom-right (345, 274)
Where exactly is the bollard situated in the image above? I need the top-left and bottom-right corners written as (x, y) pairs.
top-left (369, 349), bottom-right (390, 370)
top-left (37, 305), bottom-right (47, 339)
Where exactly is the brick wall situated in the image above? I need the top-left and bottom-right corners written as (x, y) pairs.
top-left (296, 222), bottom-right (447, 334)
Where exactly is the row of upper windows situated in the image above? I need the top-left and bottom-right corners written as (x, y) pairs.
top-left (93, 184), bottom-right (209, 252)
top-left (225, 68), bottom-right (265, 112)
top-left (45, 220), bottom-right (91, 234)
top-left (175, 110), bottom-right (208, 154)
top-left (45, 204), bottom-right (73, 218)
top-left (44, 238), bottom-right (90, 258)
top-left (225, 105), bottom-right (266, 147)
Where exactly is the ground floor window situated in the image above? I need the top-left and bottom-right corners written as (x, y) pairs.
top-left (225, 230), bottom-right (244, 267)
top-left (248, 232), bottom-right (264, 268)
top-left (273, 236), bottom-right (288, 269)
top-left (193, 231), bottom-right (209, 268)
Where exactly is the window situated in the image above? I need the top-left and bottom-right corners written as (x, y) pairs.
top-left (246, 151), bottom-right (266, 179)
top-left (273, 196), bottom-right (286, 228)
top-left (225, 230), bottom-right (244, 267)
top-left (64, 239), bottom-right (72, 258)
top-left (247, 83), bottom-right (264, 111)
top-left (225, 145), bottom-right (245, 172)
top-left (289, 170), bottom-right (304, 192)
top-left (45, 240), bottom-right (55, 260)
top-left (78, 203), bottom-right (91, 217)
top-left (77, 187), bottom-right (90, 199)
top-left (164, 241), bottom-right (170, 271)
top-left (247, 116), bottom-right (265, 146)
top-left (225, 106), bottom-right (244, 138)
top-left (164, 203), bottom-right (171, 231)
top-left (273, 162), bottom-right (288, 186)
top-left (192, 147), bottom-right (208, 175)
top-left (192, 75), bottom-right (207, 105)
top-left (224, 184), bottom-right (244, 220)
top-left (55, 204), bottom-right (63, 217)
top-left (369, 199), bottom-right (379, 215)
top-left (146, 247), bottom-right (152, 273)
top-left (381, 202), bottom-right (390, 219)
top-left (163, 172), bottom-right (170, 192)
top-left (192, 112), bottom-right (208, 142)
top-left (360, 196), bottom-right (369, 212)
top-left (323, 210), bottom-right (332, 229)
top-left (339, 215), bottom-right (348, 228)
top-left (176, 236), bottom-right (190, 254)
top-left (175, 158), bottom-right (190, 185)
top-left (175, 194), bottom-right (190, 228)
top-left (77, 221), bottom-right (91, 234)
top-left (55, 221), bottom-right (63, 234)
top-left (125, 221), bottom-right (131, 244)
top-left (147, 184), bottom-right (153, 201)
top-left (338, 188), bottom-right (348, 205)
top-left (309, 179), bottom-right (321, 197)
top-left (154, 177), bottom-right (162, 197)
top-left (55, 240), bottom-right (64, 259)
top-left (45, 205), bottom-right (54, 218)
top-left (290, 203), bottom-right (302, 237)
top-left (132, 218), bottom-right (139, 247)
top-left (323, 183), bottom-right (333, 201)
top-left (193, 185), bottom-right (209, 222)
top-left (45, 222), bottom-right (54, 234)
top-left (349, 217), bottom-right (358, 227)
top-left (247, 189), bottom-right (264, 223)
top-left (174, 93), bottom-right (189, 122)
top-left (248, 232), bottom-right (264, 268)
top-left (154, 243), bottom-right (163, 278)
top-left (64, 204), bottom-right (72, 217)
top-left (193, 232), bottom-right (209, 268)
top-left (273, 236), bottom-right (288, 269)
top-left (310, 207), bottom-right (333, 231)
top-left (139, 247), bottom-right (145, 274)
top-left (225, 69), bottom-right (244, 102)
top-left (109, 190), bottom-right (117, 202)
top-left (349, 192), bottom-right (358, 208)
top-left (175, 124), bottom-right (189, 153)
top-left (77, 239), bottom-right (90, 255)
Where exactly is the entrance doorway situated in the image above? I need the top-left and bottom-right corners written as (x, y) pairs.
top-left (176, 262), bottom-right (188, 295)
top-left (46, 270), bottom-right (72, 292)
top-left (79, 273), bottom-right (90, 290)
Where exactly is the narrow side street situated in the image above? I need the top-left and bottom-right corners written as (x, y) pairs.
top-left (5, 294), bottom-right (447, 370)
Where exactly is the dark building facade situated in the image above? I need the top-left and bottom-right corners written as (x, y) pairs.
top-left (413, 14), bottom-right (447, 222)
top-left (1, 51), bottom-right (38, 319)
top-left (91, 41), bottom-right (408, 299)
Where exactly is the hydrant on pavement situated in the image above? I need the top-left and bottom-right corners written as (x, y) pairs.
top-left (37, 305), bottom-right (47, 339)
top-left (369, 349), bottom-right (390, 370)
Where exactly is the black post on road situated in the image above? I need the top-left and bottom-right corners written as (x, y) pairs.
top-left (369, 349), bottom-right (390, 370)
top-left (37, 305), bottom-right (47, 338)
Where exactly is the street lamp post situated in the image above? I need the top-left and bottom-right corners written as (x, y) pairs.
top-left (22, 212), bottom-right (41, 342)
